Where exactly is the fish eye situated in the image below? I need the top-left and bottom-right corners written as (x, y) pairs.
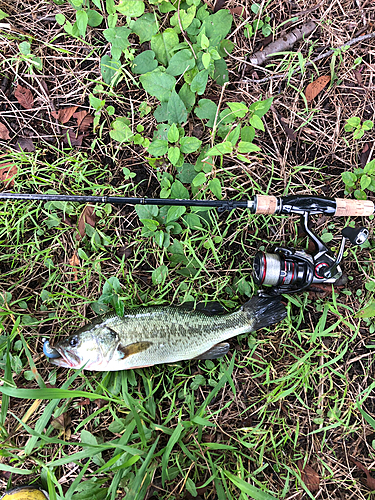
top-left (69, 336), bottom-right (79, 347)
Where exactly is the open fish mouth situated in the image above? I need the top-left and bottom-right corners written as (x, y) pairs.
top-left (43, 340), bottom-right (81, 368)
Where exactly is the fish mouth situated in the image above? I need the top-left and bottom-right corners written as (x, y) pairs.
top-left (43, 340), bottom-right (81, 368)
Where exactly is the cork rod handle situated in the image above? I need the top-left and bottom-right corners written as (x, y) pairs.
top-left (255, 195), bottom-right (278, 214)
top-left (334, 198), bottom-right (374, 217)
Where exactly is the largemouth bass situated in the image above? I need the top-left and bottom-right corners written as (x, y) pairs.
top-left (43, 296), bottom-right (286, 371)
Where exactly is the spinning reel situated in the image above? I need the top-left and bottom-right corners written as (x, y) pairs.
top-left (253, 211), bottom-right (369, 296)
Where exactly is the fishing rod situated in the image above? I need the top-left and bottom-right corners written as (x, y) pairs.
top-left (0, 191), bottom-right (372, 295)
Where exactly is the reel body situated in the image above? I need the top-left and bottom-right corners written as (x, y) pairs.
top-left (253, 211), bottom-right (369, 295)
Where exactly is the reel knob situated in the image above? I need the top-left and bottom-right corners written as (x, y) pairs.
top-left (341, 226), bottom-right (369, 246)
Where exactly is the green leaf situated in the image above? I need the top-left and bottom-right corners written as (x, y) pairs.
top-left (179, 83), bottom-right (196, 112)
top-left (208, 178), bottom-right (222, 198)
top-left (213, 58), bottom-right (228, 85)
top-left (249, 114), bottom-right (264, 131)
top-left (346, 116), bottom-right (361, 128)
top-left (218, 38), bottom-right (234, 57)
top-left (167, 123), bottom-right (179, 143)
top-left (341, 171), bottom-right (357, 186)
top-left (168, 146), bottom-right (181, 165)
top-left (364, 159), bottom-right (375, 175)
top-left (55, 13), bottom-right (65, 25)
top-left (76, 10), bottom-right (88, 37)
top-left (357, 301), bottom-right (375, 318)
top-left (19, 42), bottom-right (31, 55)
top-left (141, 218), bottom-right (159, 231)
top-left (103, 26), bottom-right (131, 60)
top-left (130, 13), bottom-right (158, 43)
top-left (154, 230), bottom-right (164, 247)
top-left (194, 99), bottom-right (217, 127)
top-left (241, 125), bottom-right (255, 142)
top-left (202, 52), bottom-right (211, 69)
top-left (153, 102), bottom-right (168, 123)
top-left (87, 9), bottom-right (103, 27)
top-left (228, 124), bottom-right (241, 146)
top-left (170, 179), bottom-right (189, 198)
top-left (166, 206), bottom-right (186, 223)
top-left (116, 0), bottom-right (145, 17)
top-left (132, 50), bottom-right (158, 74)
top-left (147, 139), bottom-right (168, 157)
top-left (250, 97), bottom-right (273, 117)
top-left (140, 70), bottom-right (176, 102)
top-left (201, 10), bottom-right (233, 46)
top-left (354, 189), bottom-right (367, 200)
top-left (135, 205), bottom-right (158, 219)
top-left (237, 141), bottom-right (261, 153)
top-left (192, 172), bottom-right (206, 186)
top-left (191, 70), bottom-right (209, 95)
top-left (151, 28), bottom-right (179, 67)
top-left (166, 49), bottom-right (195, 76)
top-left (360, 174), bottom-right (372, 190)
top-left (152, 265), bottom-right (168, 285)
top-left (363, 120), bottom-right (373, 131)
top-left (100, 55), bottom-right (121, 85)
top-left (206, 141), bottom-right (233, 156)
top-left (227, 102), bottom-right (248, 118)
top-left (183, 213), bottom-right (202, 229)
top-left (170, 5), bottom-right (196, 30)
top-left (180, 136), bottom-right (202, 154)
top-left (0, 9), bottom-right (9, 20)
top-left (109, 117), bottom-right (133, 143)
top-left (176, 162), bottom-right (196, 183)
top-left (167, 90), bottom-right (188, 124)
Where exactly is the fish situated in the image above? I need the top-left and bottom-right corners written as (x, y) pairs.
top-left (43, 295), bottom-right (286, 371)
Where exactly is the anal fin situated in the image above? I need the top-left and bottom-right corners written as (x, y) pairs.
top-left (193, 342), bottom-right (230, 360)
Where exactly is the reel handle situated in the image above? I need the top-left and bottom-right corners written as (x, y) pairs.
top-left (254, 195), bottom-right (374, 217)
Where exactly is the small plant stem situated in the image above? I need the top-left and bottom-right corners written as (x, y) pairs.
top-left (211, 81), bottom-right (229, 147)
top-left (177, 0), bottom-right (197, 60)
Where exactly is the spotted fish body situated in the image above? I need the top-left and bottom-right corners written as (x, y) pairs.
top-left (43, 296), bottom-right (286, 371)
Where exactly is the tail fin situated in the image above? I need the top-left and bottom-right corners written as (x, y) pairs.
top-left (242, 295), bottom-right (287, 331)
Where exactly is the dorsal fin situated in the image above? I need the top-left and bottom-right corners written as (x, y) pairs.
top-left (178, 301), bottom-right (227, 316)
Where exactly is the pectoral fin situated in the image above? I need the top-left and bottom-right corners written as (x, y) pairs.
top-left (193, 342), bottom-right (230, 360)
top-left (118, 341), bottom-right (152, 359)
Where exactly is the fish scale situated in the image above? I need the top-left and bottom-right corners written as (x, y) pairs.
top-left (43, 296), bottom-right (287, 371)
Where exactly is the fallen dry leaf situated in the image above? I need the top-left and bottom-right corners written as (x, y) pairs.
top-left (230, 6), bottom-right (246, 16)
top-left (279, 117), bottom-right (297, 141)
top-left (51, 412), bottom-right (72, 440)
top-left (63, 128), bottom-right (84, 147)
top-left (350, 457), bottom-right (375, 490)
top-left (73, 111), bottom-right (94, 132)
top-left (51, 412), bottom-right (71, 431)
top-left (77, 205), bottom-right (96, 240)
top-left (305, 75), bottom-right (331, 103)
top-left (353, 69), bottom-right (363, 85)
top-left (52, 106), bottom-right (78, 124)
top-left (14, 85), bottom-right (34, 110)
top-left (0, 160), bottom-right (17, 187)
top-left (69, 251), bottom-right (80, 281)
top-left (0, 122), bottom-right (10, 140)
top-left (297, 460), bottom-right (320, 492)
top-left (15, 137), bottom-right (35, 152)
